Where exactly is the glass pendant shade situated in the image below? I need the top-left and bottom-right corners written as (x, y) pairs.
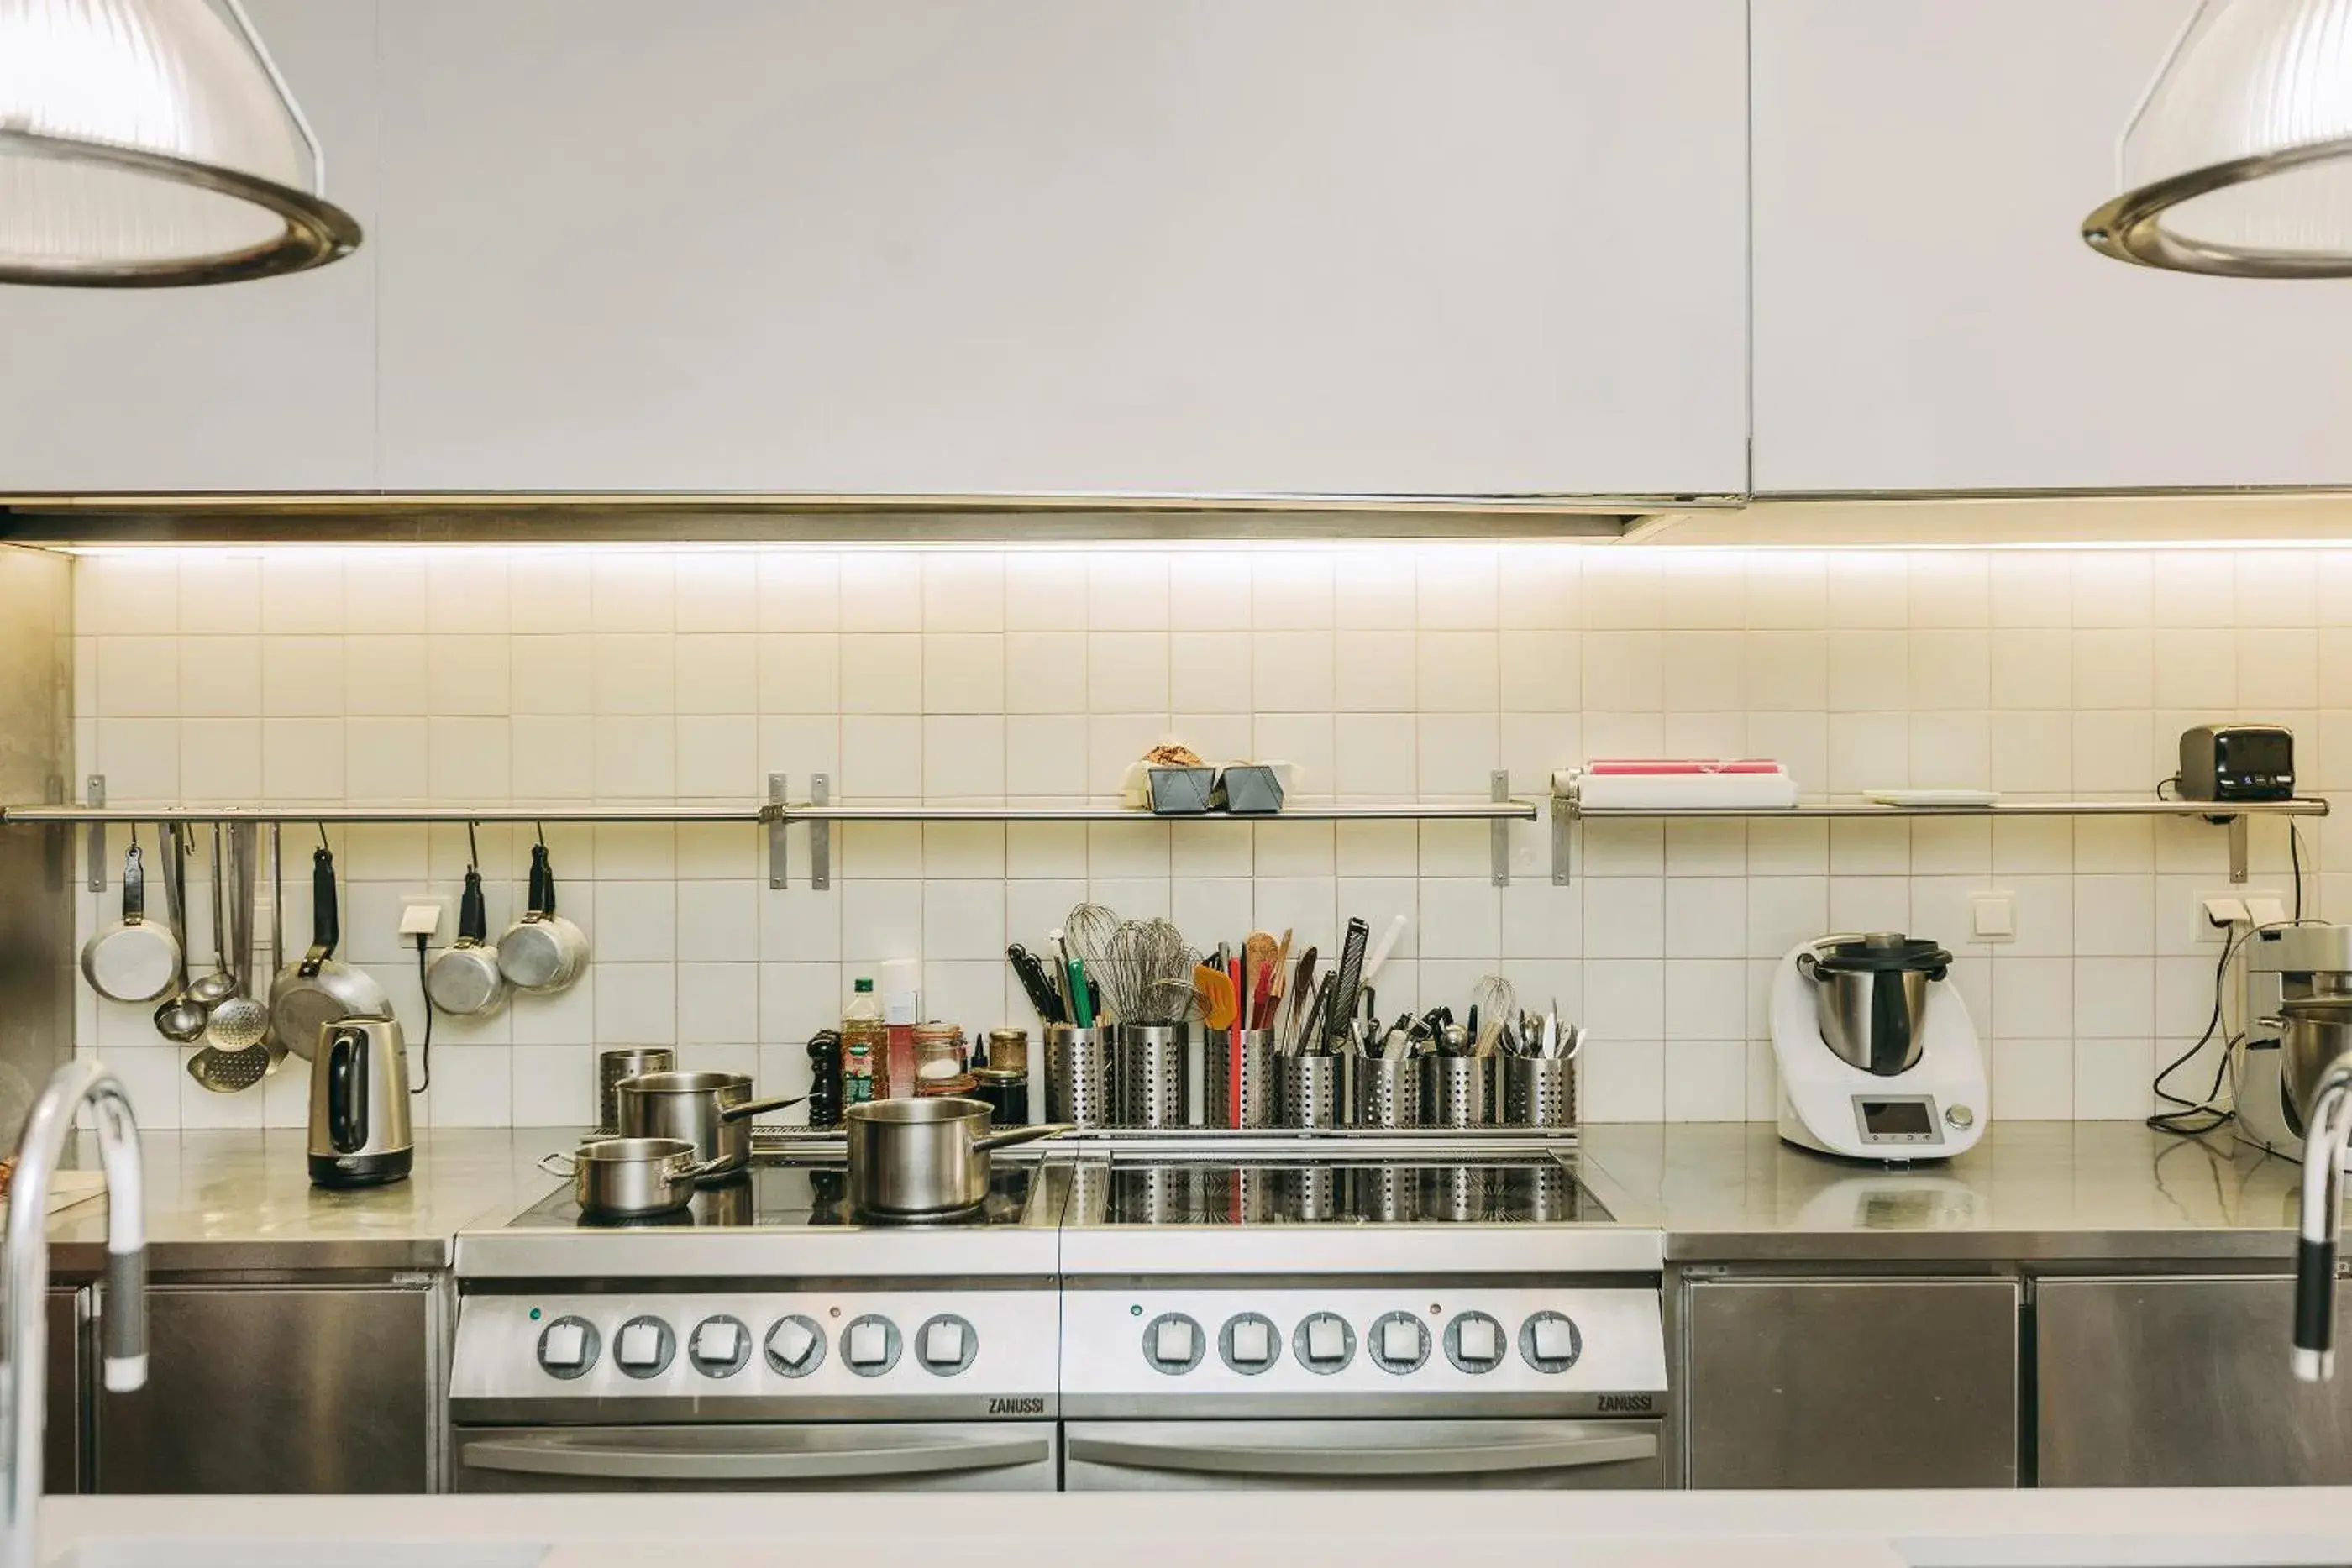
top-left (2085, 0), bottom-right (2352, 276)
top-left (0, 0), bottom-right (360, 286)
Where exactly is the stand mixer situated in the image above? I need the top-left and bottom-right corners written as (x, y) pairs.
top-left (1771, 931), bottom-right (1987, 1162)
top-left (2236, 923), bottom-right (2352, 1167)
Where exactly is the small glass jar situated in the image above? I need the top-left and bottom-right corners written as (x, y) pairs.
top-left (912, 1023), bottom-right (967, 1093)
top-left (984, 1027), bottom-right (1030, 1076)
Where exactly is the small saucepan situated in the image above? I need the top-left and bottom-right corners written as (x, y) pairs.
top-left (82, 838), bottom-right (180, 1004)
top-left (540, 1137), bottom-right (727, 1220)
top-left (844, 1097), bottom-right (1071, 1219)
top-left (615, 1069), bottom-right (805, 1177)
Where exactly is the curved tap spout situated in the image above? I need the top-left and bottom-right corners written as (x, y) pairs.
top-left (2294, 1054), bottom-right (2352, 1382)
top-left (2, 1061), bottom-right (145, 1568)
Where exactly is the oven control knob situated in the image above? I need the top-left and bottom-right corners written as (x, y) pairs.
top-left (1446, 1312), bottom-right (1506, 1373)
top-left (1370, 1312), bottom-right (1429, 1374)
top-left (916, 1314), bottom-right (977, 1376)
top-left (1142, 1312), bottom-right (1205, 1374)
top-left (763, 1314), bottom-right (827, 1377)
top-left (688, 1315), bottom-right (751, 1378)
top-left (1221, 1313), bottom-right (1280, 1374)
top-left (536, 1316), bottom-right (599, 1379)
top-left (614, 1315), bottom-right (675, 1379)
top-left (1520, 1311), bottom-right (1583, 1373)
top-left (1294, 1313), bottom-right (1355, 1374)
top-left (842, 1314), bottom-right (901, 1377)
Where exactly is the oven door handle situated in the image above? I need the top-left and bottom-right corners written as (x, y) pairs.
top-left (1064, 1429), bottom-right (1657, 1478)
top-left (459, 1431), bottom-right (1052, 1482)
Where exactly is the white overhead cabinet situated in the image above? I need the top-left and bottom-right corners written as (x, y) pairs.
top-left (0, 0), bottom-right (379, 492)
top-left (1751, 0), bottom-right (2352, 496)
top-left (374, 1), bottom-right (1748, 500)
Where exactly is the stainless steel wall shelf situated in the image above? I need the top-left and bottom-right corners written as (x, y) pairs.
top-left (764, 771), bottom-right (1537, 890)
top-left (1556, 780), bottom-right (2329, 885)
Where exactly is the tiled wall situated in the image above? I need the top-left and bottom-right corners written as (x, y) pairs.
top-left (65, 542), bottom-right (2352, 1130)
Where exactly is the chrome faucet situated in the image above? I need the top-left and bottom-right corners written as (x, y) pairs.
top-left (2293, 1054), bottom-right (2352, 1382)
top-left (2, 1062), bottom-right (146, 1568)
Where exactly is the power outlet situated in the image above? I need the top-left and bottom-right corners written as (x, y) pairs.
top-left (2197, 887), bottom-right (2286, 942)
top-left (398, 899), bottom-right (447, 941)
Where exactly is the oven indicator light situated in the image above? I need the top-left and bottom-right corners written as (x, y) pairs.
top-left (528, 1308), bottom-right (542, 1321)
top-left (1131, 1305), bottom-right (1142, 1317)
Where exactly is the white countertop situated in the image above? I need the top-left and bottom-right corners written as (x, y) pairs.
top-left (38, 1489), bottom-right (2352, 1568)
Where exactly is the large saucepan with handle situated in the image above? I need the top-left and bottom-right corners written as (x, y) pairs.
top-left (615, 1069), bottom-right (805, 1177)
top-left (843, 1097), bottom-right (1070, 1218)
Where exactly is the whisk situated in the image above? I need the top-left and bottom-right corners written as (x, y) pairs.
top-left (1063, 901), bottom-right (1121, 983)
top-left (1115, 919), bottom-right (1201, 1025)
top-left (1468, 974), bottom-right (1517, 1057)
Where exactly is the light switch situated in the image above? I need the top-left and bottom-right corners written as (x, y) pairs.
top-left (1457, 1318), bottom-right (1500, 1362)
top-left (1305, 1316), bottom-right (1347, 1363)
top-left (1230, 1320), bottom-right (1273, 1364)
top-left (922, 1320), bottom-right (966, 1365)
top-left (767, 1318), bottom-right (817, 1367)
top-left (1970, 894), bottom-right (2015, 941)
top-left (617, 1322), bottom-right (662, 1368)
top-left (1532, 1317), bottom-right (1578, 1363)
top-left (693, 1321), bottom-right (741, 1361)
top-left (1380, 1319), bottom-right (1423, 1362)
top-left (1153, 1318), bottom-right (1196, 1363)
top-left (847, 1322), bottom-right (890, 1366)
top-left (541, 1322), bottom-right (586, 1367)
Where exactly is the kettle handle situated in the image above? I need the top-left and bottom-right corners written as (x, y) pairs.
top-left (326, 1025), bottom-right (369, 1154)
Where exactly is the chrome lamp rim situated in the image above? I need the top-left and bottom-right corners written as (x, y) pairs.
top-left (2082, 135), bottom-right (2352, 278)
top-left (0, 128), bottom-right (362, 288)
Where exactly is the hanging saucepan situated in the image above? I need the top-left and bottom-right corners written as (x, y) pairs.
top-left (843, 1097), bottom-right (1071, 1219)
top-left (81, 836), bottom-right (181, 1004)
top-left (269, 836), bottom-right (390, 1062)
top-left (539, 1136), bottom-right (729, 1220)
top-left (426, 865), bottom-right (507, 1017)
top-left (615, 1069), bottom-right (806, 1177)
top-left (498, 838), bottom-right (589, 994)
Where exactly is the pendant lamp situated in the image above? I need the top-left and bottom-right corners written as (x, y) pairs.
top-left (0, 0), bottom-right (360, 286)
top-left (2084, 0), bottom-right (2352, 276)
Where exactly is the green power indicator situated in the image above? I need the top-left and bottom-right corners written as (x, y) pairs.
top-left (529, 1308), bottom-right (543, 1321)
top-left (1130, 1305), bottom-right (1142, 1317)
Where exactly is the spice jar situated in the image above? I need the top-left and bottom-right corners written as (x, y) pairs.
top-left (984, 1027), bottom-right (1030, 1077)
top-left (912, 1023), bottom-right (973, 1097)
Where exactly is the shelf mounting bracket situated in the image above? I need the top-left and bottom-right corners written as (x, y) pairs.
top-left (1551, 779), bottom-right (1572, 886)
top-left (1490, 770), bottom-right (1511, 889)
top-left (84, 774), bottom-right (105, 892)
top-left (2227, 812), bottom-right (2250, 884)
top-left (809, 774), bottom-right (832, 892)
top-left (767, 774), bottom-right (789, 891)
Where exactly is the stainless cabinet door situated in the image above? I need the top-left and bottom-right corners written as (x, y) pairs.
top-left (1065, 1419), bottom-right (1664, 1491)
top-left (2039, 1276), bottom-right (2352, 1487)
top-left (97, 1286), bottom-right (433, 1493)
top-left (1685, 1277), bottom-right (2019, 1488)
top-left (47, 1288), bottom-right (85, 1495)
top-left (452, 1424), bottom-right (1058, 1492)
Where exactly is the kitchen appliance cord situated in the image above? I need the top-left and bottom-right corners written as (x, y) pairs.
top-left (2147, 932), bottom-right (2241, 1137)
top-left (411, 934), bottom-right (433, 1093)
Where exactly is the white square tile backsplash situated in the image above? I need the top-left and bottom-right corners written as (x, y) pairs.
top-left (66, 542), bottom-right (2352, 1130)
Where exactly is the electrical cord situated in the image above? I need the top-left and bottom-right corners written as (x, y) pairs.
top-left (2147, 934), bottom-right (2239, 1137)
top-left (412, 933), bottom-right (433, 1094)
top-left (2291, 821), bottom-right (2307, 921)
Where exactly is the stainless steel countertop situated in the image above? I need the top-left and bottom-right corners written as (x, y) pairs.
top-left (1579, 1120), bottom-right (2321, 1264)
top-left (33, 1120), bottom-right (2336, 1275)
top-left (44, 1127), bottom-right (570, 1275)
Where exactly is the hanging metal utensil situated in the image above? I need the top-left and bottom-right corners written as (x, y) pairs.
top-left (151, 824), bottom-right (207, 1044)
top-left (189, 822), bottom-right (270, 1093)
top-left (81, 831), bottom-right (179, 1004)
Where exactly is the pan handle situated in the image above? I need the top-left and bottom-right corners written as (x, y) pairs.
top-left (972, 1121), bottom-right (1074, 1154)
top-left (537, 1152), bottom-right (578, 1177)
top-left (717, 1093), bottom-right (808, 1124)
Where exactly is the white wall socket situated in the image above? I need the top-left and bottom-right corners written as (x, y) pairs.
top-left (2197, 888), bottom-right (2286, 942)
top-left (398, 900), bottom-right (446, 940)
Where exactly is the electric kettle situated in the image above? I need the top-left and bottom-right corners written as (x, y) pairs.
top-left (307, 1015), bottom-right (414, 1188)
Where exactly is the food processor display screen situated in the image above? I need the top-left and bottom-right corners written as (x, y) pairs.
top-left (1860, 1099), bottom-right (1935, 1138)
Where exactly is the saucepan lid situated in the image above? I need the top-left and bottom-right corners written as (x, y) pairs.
top-left (1809, 931), bottom-right (1953, 975)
